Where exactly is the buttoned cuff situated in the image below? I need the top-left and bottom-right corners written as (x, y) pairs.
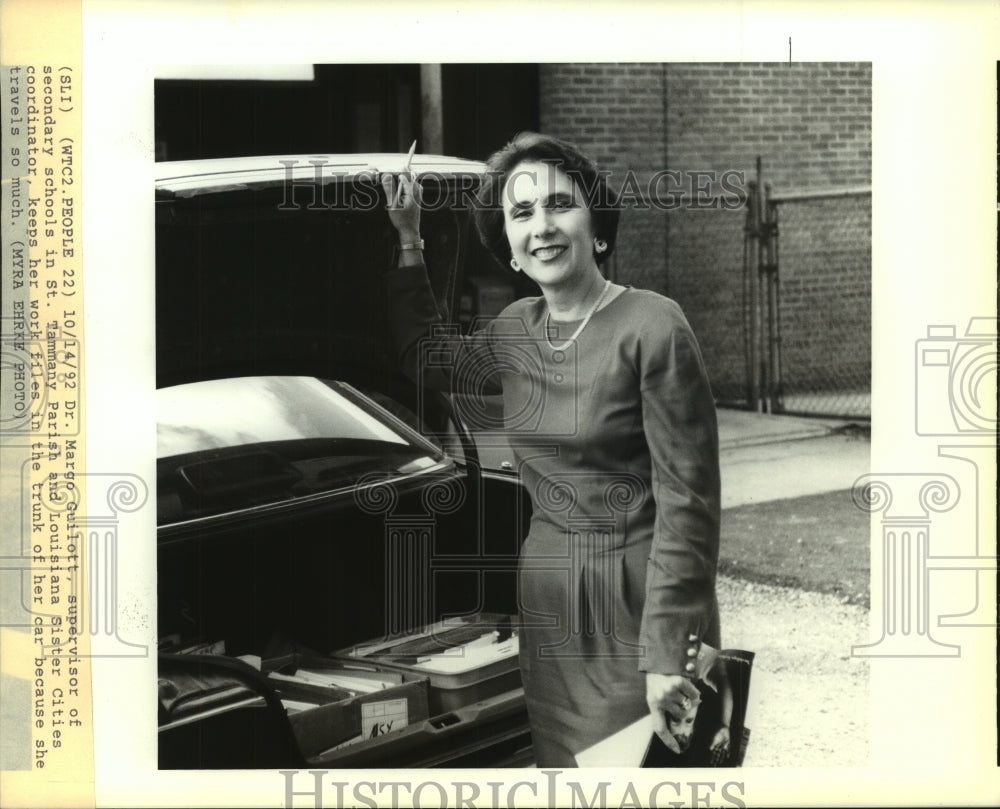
top-left (637, 624), bottom-right (705, 676)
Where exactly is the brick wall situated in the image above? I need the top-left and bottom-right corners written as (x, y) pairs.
top-left (665, 62), bottom-right (871, 189)
top-left (539, 62), bottom-right (872, 412)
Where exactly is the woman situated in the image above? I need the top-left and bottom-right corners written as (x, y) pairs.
top-left (381, 132), bottom-right (721, 767)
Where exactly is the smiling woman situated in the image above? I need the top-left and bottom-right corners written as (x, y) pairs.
top-left (501, 160), bottom-right (610, 323)
top-left (380, 132), bottom-right (724, 767)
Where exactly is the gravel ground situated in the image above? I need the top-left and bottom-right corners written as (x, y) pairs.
top-left (717, 574), bottom-right (870, 767)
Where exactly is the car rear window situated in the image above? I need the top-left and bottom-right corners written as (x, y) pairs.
top-left (156, 376), bottom-right (446, 526)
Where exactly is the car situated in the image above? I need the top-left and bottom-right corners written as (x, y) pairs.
top-left (154, 154), bottom-right (533, 768)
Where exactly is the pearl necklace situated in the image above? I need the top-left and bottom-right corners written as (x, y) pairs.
top-left (544, 279), bottom-right (611, 352)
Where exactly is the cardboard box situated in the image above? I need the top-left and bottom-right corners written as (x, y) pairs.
top-left (264, 656), bottom-right (430, 760)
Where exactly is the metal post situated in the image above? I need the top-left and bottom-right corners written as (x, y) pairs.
top-left (767, 196), bottom-right (784, 412)
top-left (756, 164), bottom-right (770, 412)
top-left (741, 207), bottom-right (751, 408)
top-left (745, 166), bottom-right (762, 412)
top-left (761, 180), bottom-right (781, 414)
top-left (420, 64), bottom-right (444, 154)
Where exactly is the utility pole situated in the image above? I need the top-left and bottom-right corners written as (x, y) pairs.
top-left (420, 64), bottom-right (444, 154)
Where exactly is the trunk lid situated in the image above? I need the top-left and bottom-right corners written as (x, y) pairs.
top-left (155, 154), bottom-right (485, 389)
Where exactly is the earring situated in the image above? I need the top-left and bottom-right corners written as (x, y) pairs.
top-left (510, 258), bottom-right (521, 272)
top-left (594, 238), bottom-right (608, 254)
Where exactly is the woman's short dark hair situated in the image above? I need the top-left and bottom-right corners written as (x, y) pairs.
top-left (473, 132), bottom-right (621, 270)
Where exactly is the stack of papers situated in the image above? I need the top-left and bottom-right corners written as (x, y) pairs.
top-left (410, 633), bottom-right (519, 674)
top-left (575, 715), bottom-right (653, 767)
top-left (267, 668), bottom-right (402, 697)
top-left (295, 668), bottom-right (401, 693)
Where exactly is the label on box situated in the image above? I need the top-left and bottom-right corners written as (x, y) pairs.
top-left (361, 698), bottom-right (409, 739)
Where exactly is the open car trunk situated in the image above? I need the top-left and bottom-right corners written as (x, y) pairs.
top-left (157, 455), bottom-right (532, 767)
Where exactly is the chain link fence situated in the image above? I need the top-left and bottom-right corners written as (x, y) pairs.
top-left (661, 179), bottom-right (871, 421)
top-left (769, 190), bottom-right (871, 419)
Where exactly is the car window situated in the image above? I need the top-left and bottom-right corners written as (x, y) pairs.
top-left (156, 376), bottom-right (448, 526)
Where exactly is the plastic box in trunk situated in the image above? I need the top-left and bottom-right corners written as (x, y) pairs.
top-left (335, 613), bottom-right (521, 716)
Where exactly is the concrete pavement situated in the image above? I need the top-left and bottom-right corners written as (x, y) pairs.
top-left (714, 407), bottom-right (872, 768)
top-left (717, 407), bottom-right (870, 509)
top-left (717, 407), bottom-right (855, 450)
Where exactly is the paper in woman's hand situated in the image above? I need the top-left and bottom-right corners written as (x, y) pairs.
top-left (574, 714), bottom-right (654, 767)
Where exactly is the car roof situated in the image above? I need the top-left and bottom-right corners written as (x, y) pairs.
top-left (155, 153), bottom-right (486, 197)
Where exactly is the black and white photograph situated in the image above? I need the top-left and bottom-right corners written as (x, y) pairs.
top-left (151, 61), bottom-right (871, 773)
top-left (1, 2), bottom-right (997, 807)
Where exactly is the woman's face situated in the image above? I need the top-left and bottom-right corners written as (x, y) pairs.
top-left (501, 160), bottom-right (597, 290)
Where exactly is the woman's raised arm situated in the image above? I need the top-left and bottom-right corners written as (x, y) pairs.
top-left (381, 171), bottom-right (500, 395)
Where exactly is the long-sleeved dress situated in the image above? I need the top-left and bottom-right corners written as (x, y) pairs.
top-left (385, 264), bottom-right (721, 767)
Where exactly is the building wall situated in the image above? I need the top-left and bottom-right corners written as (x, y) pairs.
top-left (539, 62), bottom-right (872, 410)
top-left (664, 62), bottom-right (871, 189)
